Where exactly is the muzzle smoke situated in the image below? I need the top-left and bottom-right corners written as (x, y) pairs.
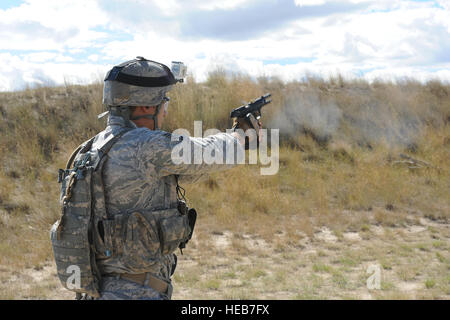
top-left (270, 86), bottom-right (426, 149)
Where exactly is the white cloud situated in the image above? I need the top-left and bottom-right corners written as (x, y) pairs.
top-left (143, 0), bottom-right (257, 13)
top-left (0, 0), bottom-right (449, 91)
top-left (294, 0), bottom-right (327, 6)
top-left (0, 53), bottom-right (109, 91)
top-left (193, 0), bottom-right (256, 10)
top-left (4, 0), bottom-right (108, 29)
top-left (22, 52), bottom-right (58, 63)
top-left (88, 54), bottom-right (100, 62)
top-left (0, 0), bottom-right (109, 51)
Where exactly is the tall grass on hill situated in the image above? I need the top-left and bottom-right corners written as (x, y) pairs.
top-left (0, 73), bottom-right (448, 271)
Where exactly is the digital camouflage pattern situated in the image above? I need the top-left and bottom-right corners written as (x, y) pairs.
top-left (103, 59), bottom-right (173, 107)
top-left (97, 276), bottom-right (169, 300)
top-left (52, 126), bottom-right (132, 298)
top-left (93, 114), bottom-right (242, 299)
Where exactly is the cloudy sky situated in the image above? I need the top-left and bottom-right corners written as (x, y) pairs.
top-left (0, 0), bottom-right (449, 91)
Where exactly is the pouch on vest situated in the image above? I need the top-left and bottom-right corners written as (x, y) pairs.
top-left (50, 129), bottom-right (130, 298)
top-left (98, 208), bottom-right (191, 273)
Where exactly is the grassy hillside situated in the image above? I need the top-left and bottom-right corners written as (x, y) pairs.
top-left (0, 73), bottom-right (449, 299)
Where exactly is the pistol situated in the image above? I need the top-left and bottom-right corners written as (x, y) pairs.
top-left (230, 93), bottom-right (272, 120)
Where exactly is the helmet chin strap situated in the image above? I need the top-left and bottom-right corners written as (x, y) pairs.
top-left (108, 106), bottom-right (134, 128)
top-left (129, 103), bottom-right (162, 129)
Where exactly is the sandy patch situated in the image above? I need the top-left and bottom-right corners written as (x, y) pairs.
top-left (314, 227), bottom-right (338, 243)
top-left (397, 281), bottom-right (423, 292)
top-left (371, 225), bottom-right (385, 236)
top-left (211, 231), bottom-right (232, 249)
top-left (359, 292), bottom-right (374, 300)
top-left (406, 226), bottom-right (427, 233)
top-left (343, 232), bottom-right (362, 241)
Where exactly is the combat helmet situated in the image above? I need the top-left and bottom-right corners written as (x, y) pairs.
top-left (102, 56), bottom-right (184, 128)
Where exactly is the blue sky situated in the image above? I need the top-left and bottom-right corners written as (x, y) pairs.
top-left (0, 0), bottom-right (22, 10)
top-left (0, 0), bottom-right (449, 91)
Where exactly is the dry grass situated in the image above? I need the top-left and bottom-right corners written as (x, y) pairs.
top-left (0, 73), bottom-right (449, 299)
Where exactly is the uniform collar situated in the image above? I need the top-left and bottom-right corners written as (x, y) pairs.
top-left (107, 114), bottom-right (138, 129)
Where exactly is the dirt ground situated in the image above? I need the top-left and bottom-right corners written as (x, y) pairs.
top-left (0, 213), bottom-right (448, 300)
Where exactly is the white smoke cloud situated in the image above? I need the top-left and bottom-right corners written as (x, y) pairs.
top-left (270, 90), bottom-right (343, 142)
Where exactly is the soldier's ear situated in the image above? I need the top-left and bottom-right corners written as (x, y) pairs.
top-left (136, 106), bottom-right (153, 114)
top-left (135, 106), bottom-right (156, 115)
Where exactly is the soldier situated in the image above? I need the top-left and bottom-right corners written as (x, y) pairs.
top-left (85, 57), bottom-right (261, 300)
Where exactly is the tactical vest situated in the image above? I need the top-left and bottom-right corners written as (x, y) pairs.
top-left (50, 128), bottom-right (196, 298)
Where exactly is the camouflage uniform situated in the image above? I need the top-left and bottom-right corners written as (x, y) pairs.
top-left (94, 114), bottom-right (242, 300)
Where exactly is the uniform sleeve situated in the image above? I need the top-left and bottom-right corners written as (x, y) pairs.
top-left (136, 130), bottom-right (245, 179)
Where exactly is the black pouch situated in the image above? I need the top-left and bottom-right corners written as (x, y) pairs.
top-left (171, 254), bottom-right (177, 276)
top-left (177, 202), bottom-right (197, 253)
top-left (186, 208), bottom-right (197, 242)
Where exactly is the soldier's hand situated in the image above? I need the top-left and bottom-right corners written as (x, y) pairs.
top-left (233, 114), bottom-right (262, 132)
top-left (233, 117), bottom-right (249, 131)
top-left (232, 114), bottom-right (263, 148)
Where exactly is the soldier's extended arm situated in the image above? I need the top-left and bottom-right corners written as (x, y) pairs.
top-left (135, 94), bottom-right (270, 179)
top-left (136, 130), bottom-right (245, 179)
